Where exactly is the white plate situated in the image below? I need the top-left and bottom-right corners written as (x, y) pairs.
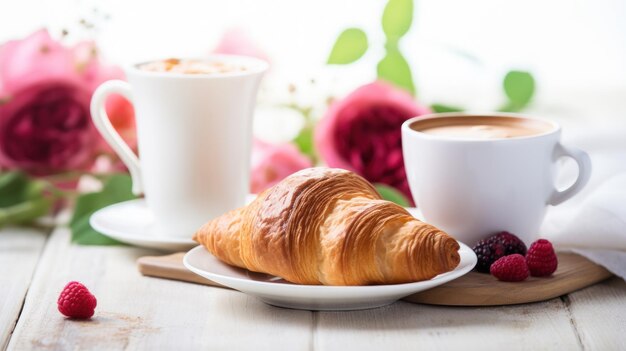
top-left (184, 242), bottom-right (477, 311)
top-left (90, 199), bottom-right (197, 251)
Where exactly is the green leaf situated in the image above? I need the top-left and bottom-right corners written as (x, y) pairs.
top-left (327, 28), bottom-right (368, 64)
top-left (430, 103), bottom-right (464, 113)
top-left (500, 70), bottom-right (535, 112)
top-left (294, 125), bottom-right (316, 161)
top-left (374, 184), bottom-right (411, 207)
top-left (0, 172), bottom-right (32, 207)
top-left (70, 174), bottom-right (136, 245)
top-left (382, 0), bottom-right (413, 39)
top-left (377, 51), bottom-right (415, 95)
top-left (0, 171), bottom-right (51, 226)
top-left (70, 215), bottom-right (123, 245)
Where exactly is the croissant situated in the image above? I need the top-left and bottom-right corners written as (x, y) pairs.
top-left (194, 167), bottom-right (460, 285)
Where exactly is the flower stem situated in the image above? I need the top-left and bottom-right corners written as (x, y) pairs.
top-left (0, 197), bottom-right (52, 227)
top-left (40, 170), bottom-right (88, 182)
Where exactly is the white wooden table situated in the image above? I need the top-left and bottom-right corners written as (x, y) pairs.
top-left (2, 224), bottom-right (625, 351)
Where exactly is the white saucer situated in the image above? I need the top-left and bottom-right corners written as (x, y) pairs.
top-left (90, 199), bottom-right (197, 251)
top-left (183, 242), bottom-right (476, 311)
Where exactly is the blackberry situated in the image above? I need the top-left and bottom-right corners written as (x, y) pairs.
top-left (492, 231), bottom-right (527, 256)
top-left (472, 231), bottom-right (527, 273)
top-left (473, 239), bottom-right (506, 273)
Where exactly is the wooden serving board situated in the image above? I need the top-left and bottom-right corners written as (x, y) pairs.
top-left (137, 252), bottom-right (612, 306)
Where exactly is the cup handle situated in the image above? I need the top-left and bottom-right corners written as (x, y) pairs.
top-left (548, 143), bottom-right (592, 206)
top-left (90, 80), bottom-right (143, 195)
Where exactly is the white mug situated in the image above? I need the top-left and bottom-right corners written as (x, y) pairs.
top-left (90, 55), bottom-right (268, 238)
top-left (401, 113), bottom-right (592, 246)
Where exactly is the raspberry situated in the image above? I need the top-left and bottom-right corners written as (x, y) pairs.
top-left (526, 239), bottom-right (558, 277)
top-left (490, 254), bottom-right (529, 282)
top-left (472, 231), bottom-right (527, 273)
top-left (57, 281), bottom-right (97, 319)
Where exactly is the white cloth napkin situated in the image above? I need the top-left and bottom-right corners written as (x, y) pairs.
top-left (545, 174), bottom-right (626, 251)
top-left (540, 120), bottom-right (626, 280)
top-left (543, 174), bottom-right (626, 280)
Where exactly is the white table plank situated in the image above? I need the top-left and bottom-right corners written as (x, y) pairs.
top-left (8, 226), bottom-right (313, 351)
top-left (9, 221), bottom-right (626, 351)
top-left (566, 277), bottom-right (626, 350)
top-left (315, 299), bottom-right (582, 350)
top-left (0, 227), bottom-right (47, 350)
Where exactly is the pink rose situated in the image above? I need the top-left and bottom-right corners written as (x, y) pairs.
top-left (0, 81), bottom-right (95, 173)
top-left (0, 29), bottom-right (134, 174)
top-left (315, 81), bottom-right (431, 199)
top-left (250, 139), bottom-right (312, 194)
top-left (213, 28), bottom-right (270, 63)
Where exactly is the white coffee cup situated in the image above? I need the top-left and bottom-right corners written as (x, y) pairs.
top-left (401, 113), bottom-right (591, 246)
top-left (90, 55), bottom-right (268, 238)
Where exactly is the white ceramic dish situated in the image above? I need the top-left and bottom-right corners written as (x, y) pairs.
top-left (90, 196), bottom-right (258, 251)
top-left (183, 242), bottom-right (477, 311)
top-left (90, 199), bottom-right (196, 251)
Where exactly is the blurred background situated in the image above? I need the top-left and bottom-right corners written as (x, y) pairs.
top-left (2, 0), bottom-right (625, 109)
top-left (1, 0), bottom-right (625, 233)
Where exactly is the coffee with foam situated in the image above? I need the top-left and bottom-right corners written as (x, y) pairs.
top-left (139, 58), bottom-right (247, 75)
top-left (411, 116), bottom-right (552, 140)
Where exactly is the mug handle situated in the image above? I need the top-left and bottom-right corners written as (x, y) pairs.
top-left (90, 80), bottom-right (143, 195)
top-left (548, 143), bottom-right (592, 206)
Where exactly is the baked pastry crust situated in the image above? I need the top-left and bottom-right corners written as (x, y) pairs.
top-left (194, 168), bottom-right (460, 285)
